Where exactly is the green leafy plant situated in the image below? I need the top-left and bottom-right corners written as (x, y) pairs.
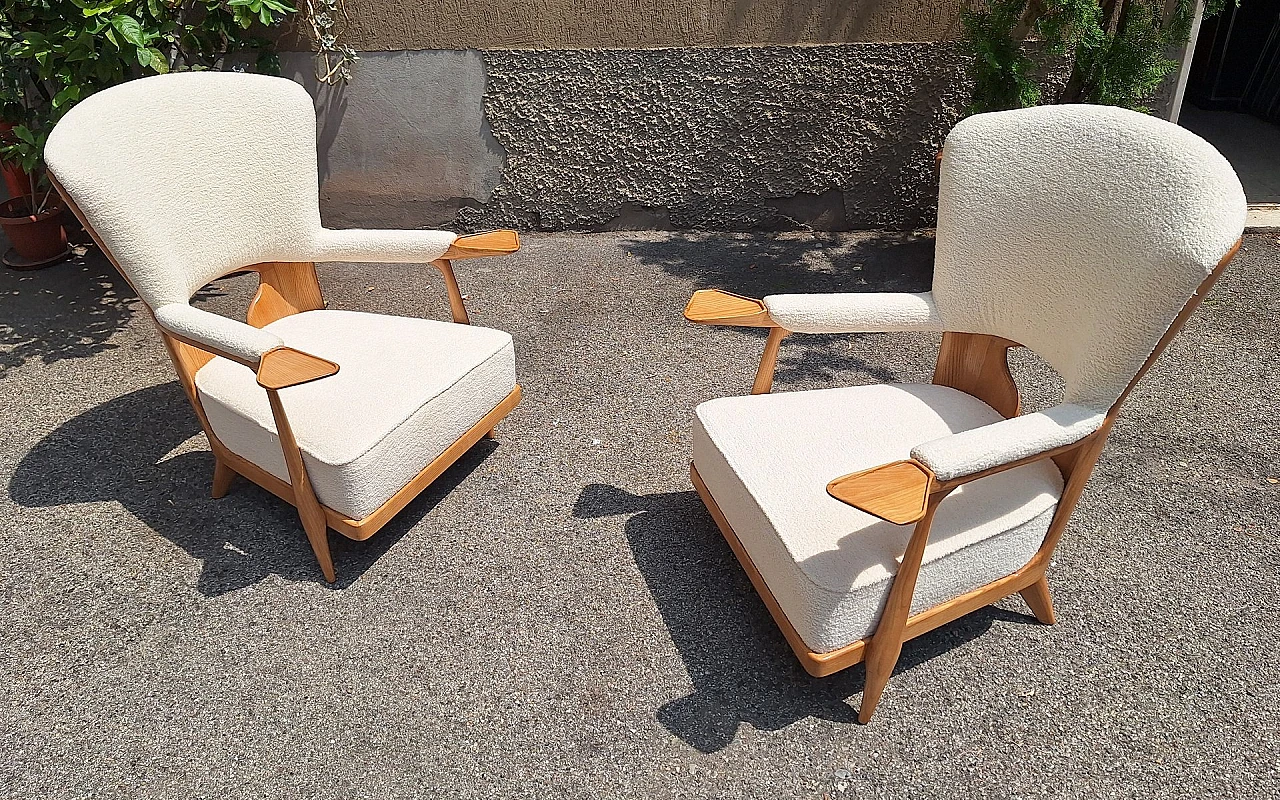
top-left (0, 0), bottom-right (295, 214)
top-left (961, 0), bottom-right (1233, 114)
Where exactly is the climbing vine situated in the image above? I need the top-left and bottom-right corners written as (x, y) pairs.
top-left (299, 0), bottom-right (357, 84)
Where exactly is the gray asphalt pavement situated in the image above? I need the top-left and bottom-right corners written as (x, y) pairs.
top-left (1, 230), bottom-right (1277, 799)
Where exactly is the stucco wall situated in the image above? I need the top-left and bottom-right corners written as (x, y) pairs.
top-left (307, 0), bottom-right (969, 51)
top-left (468, 44), bottom-right (966, 231)
top-left (286, 43), bottom-right (968, 232)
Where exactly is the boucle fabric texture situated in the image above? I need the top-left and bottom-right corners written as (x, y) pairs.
top-left (44, 72), bottom-right (458, 317)
top-left (153, 303), bottom-right (283, 363)
top-left (763, 292), bottom-right (942, 334)
top-left (195, 310), bottom-right (516, 520)
top-left (754, 105), bottom-right (1245, 481)
top-left (700, 107), bottom-right (1245, 651)
top-left (933, 104), bottom-right (1245, 410)
top-left (911, 403), bottom-right (1107, 482)
top-left (693, 384), bottom-right (1064, 653)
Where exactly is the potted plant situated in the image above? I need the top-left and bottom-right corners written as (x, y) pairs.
top-left (0, 0), bottom-right (299, 269)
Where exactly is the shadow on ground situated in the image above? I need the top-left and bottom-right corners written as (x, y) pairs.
top-left (624, 230), bottom-right (935, 298)
top-left (623, 231), bottom-right (933, 391)
top-left (574, 482), bottom-right (1038, 753)
top-left (0, 247), bottom-right (136, 378)
top-left (9, 382), bottom-right (495, 594)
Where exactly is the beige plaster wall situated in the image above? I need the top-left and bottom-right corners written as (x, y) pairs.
top-left (326, 0), bottom-right (969, 51)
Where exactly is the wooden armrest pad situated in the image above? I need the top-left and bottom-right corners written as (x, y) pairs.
top-left (441, 229), bottom-right (521, 259)
top-left (827, 460), bottom-right (934, 525)
top-left (257, 346), bottom-right (340, 390)
top-left (684, 289), bottom-right (775, 327)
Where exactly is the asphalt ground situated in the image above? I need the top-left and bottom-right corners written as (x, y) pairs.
top-left (1, 230), bottom-right (1277, 799)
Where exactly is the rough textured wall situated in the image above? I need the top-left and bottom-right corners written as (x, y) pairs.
top-left (461, 44), bottom-right (969, 232)
top-left (312, 0), bottom-right (969, 51)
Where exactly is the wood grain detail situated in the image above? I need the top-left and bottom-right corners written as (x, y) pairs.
top-left (684, 289), bottom-right (775, 327)
top-left (932, 332), bottom-right (1021, 419)
top-left (256, 347), bottom-right (340, 390)
top-left (441, 229), bottom-right (520, 259)
top-left (751, 327), bottom-right (789, 394)
top-left (827, 460), bottom-right (934, 525)
top-left (431, 258), bottom-right (472, 324)
top-left (246, 261), bottom-right (325, 328)
top-left (266, 388), bottom-right (336, 582)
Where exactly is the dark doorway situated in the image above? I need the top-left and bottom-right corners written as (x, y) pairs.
top-left (1179, 0), bottom-right (1280, 204)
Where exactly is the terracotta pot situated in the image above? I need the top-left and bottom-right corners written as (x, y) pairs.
top-left (0, 122), bottom-right (32, 199)
top-left (0, 194), bottom-right (68, 268)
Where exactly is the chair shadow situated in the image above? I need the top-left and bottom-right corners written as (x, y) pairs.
top-left (9, 382), bottom-right (496, 595)
top-left (574, 482), bottom-right (1039, 753)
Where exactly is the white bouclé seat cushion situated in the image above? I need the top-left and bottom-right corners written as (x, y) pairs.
top-left (693, 384), bottom-right (1065, 654)
top-left (195, 310), bottom-right (516, 520)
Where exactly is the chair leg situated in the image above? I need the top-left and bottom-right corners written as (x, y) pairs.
top-left (299, 505), bottom-right (336, 584)
top-left (857, 492), bottom-right (948, 723)
top-left (484, 427), bottom-right (497, 440)
top-left (1019, 575), bottom-right (1056, 624)
top-left (265, 389), bottom-right (338, 584)
top-left (859, 634), bottom-right (906, 723)
top-left (211, 459), bottom-right (236, 498)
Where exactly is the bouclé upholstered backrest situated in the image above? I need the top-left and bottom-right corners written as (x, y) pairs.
top-left (45, 72), bottom-right (323, 309)
top-left (934, 105), bottom-right (1246, 410)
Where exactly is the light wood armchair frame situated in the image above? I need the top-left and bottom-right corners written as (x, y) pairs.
top-left (55, 174), bottom-right (521, 583)
top-left (682, 238), bottom-right (1239, 721)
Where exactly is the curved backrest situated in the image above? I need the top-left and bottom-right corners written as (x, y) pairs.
top-left (45, 72), bottom-right (323, 309)
top-left (934, 104), bottom-right (1246, 410)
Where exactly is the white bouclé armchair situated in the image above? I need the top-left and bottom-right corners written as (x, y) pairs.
top-left (683, 104), bottom-right (1247, 721)
top-left (45, 72), bottom-right (524, 583)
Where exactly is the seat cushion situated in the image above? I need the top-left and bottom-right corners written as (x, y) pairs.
top-left (195, 309), bottom-right (516, 520)
top-left (693, 383), bottom-right (1064, 654)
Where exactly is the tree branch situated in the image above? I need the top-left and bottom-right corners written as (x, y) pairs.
top-left (1012, 0), bottom-right (1050, 42)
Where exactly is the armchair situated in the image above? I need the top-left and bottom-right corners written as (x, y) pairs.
top-left (683, 104), bottom-right (1246, 721)
top-left (45, 72), bottom-right (523, 583)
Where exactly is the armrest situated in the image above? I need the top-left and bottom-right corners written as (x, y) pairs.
top-left (310, 228), bottom-right (458, 264)
top-left (762, 291), bottom-right (943, 334)
top-left (440, 229), bottom-right (520, 259)
top-left (154, 303), bottom-right (283, 365)
top-left (309, 228), bottom-right (521, 264)
top-left (154, 304), bottom-right (338, 389)
top-left (828, 404), bottom-right (1107, 521)
top-left (684, 290), bottom-right (776, 327)
top-left (256, 346), bottom-right (340, 389)
top-left (910, 404), bottom-right (1106, 482)
top-left (827, 461), bottom-right (935, 524)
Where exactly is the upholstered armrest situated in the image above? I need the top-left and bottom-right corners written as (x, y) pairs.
top-left (910, 404), bottom-right (1107, 482)
top-left (310, 228), bottom-right (458, 264)
top-left (762, 292), bottom-right (943, 334)
top-left (154, 303), bottom-right (283, 364)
